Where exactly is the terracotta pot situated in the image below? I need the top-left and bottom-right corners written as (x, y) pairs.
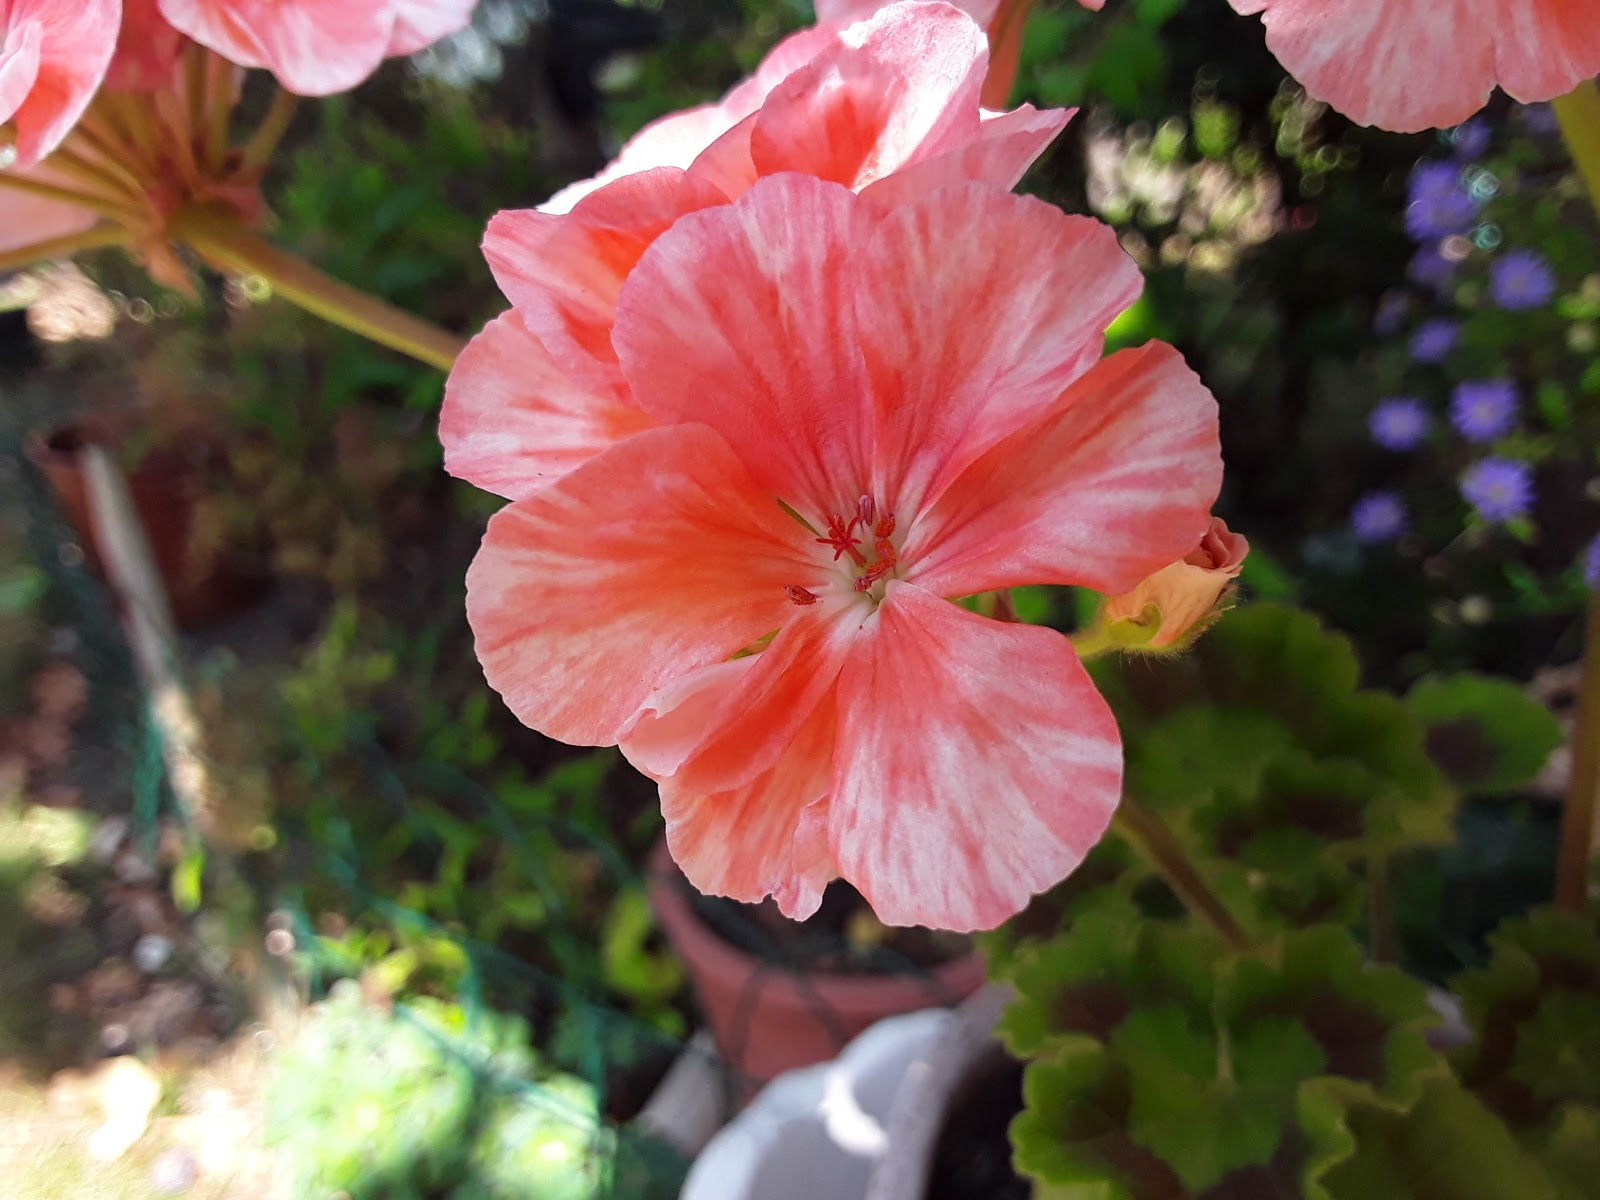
top-left (26, 424), bottom-right (261, 629)
top-left (646, 840), bottom-right (987, 1101)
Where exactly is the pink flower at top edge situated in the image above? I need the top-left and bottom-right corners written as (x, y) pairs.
top-left (814, 0), bottom-right (1104, 106)
top-left (155, 0), bottom-right (476, 97)
top-left (1228, 0), bottom-right (1600, 133)
top-left (464, 174), bottom-right (1223, 931)
top-left (1, 0), bottom-right (121, 169)
top-left (104, 0), bottom-right (186, 93)
top-left (440, 1), bottom-right (1074, 500)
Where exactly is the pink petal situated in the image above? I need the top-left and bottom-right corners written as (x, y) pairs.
top-left (814, 0), bottom-right (1002, 27)
top-left (659, 686), bottom-right (839, 920)
top-left (439, 310), bottom-right (654, 500)
top-left (904, 341), bottom-right (1221, 598)
top-left (613, 173), bottom-right (875, 518)
top-left (830, 581), bottom-right (1121, 931)
top-left (484, 167), bottom-right (729, 396)
top-left (747, 2), bottom-right (988, 189)
top-left (0, 177), bottom-right (98, 253)
top-left (541, 106), bottom-right (736, 215)
top-left (1491, 0), bottom-right (1600, 107)
top-left (627, 605), bottom-right (859, 796)
top-left (385, 0), bottom-right (476, 57)
top-left (466, 424), bottom-right (815, 746)
top-left (3, 0), bottom-right (121, 169)
top-left (105, 0), bottom-right (186, 92)
top-left (857, 102), bottom-right (1072, 209)
top-left (158, 0), bottom-right (394, 95)
top-left (1233, 0), bottom-right (1600, 131)
top-left (0, 21), bottom-right (44, 130)
top-left (855, 182), bottom-right (1142, 516)
top-left (541, 22), bottom-right (841, 213)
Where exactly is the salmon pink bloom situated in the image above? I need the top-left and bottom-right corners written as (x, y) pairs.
top-left (442, 1), bottom-right (1072, 497)
top-left (1228, 0), bottom-right (1600, 132)
top-left (1, 0), bottom-right (121, 168)
top-left (539, 1), bottom-right (1067, 215)
top-left (104, 0), bottom-right (185, 93)
top-left (464, 175), bottom-right (1223, 930)
top-left (1101, 516), bottom-right (1248, 649)
top-left (813, 0), bottom-right (1102, 106)
top-left (156, 0), bottom-right (477, 96)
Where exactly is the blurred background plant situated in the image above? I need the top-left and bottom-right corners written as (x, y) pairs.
top-left (2, 0), bottom-right (1598, 1196)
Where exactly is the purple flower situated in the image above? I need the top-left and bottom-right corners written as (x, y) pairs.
top-left (1460, 458), bottom-right (1533, 523)
top-left (1408, 243), bottom-right (1457, 294)
top-left (1489, 248), bottom-right (1556, 311)
top-left (1369, 397), bottom-right (1431, 450)
top-left (1450, 119), bottom-right (1491, 160)
top-left (1583, 533), bottom-right (1600, 590)
top-left (1374, 290), bottom-right (1411, 334)
top-left (1406, 160), bottom-right (1481, 240)
top-left (1351, 492), bottom-right (1407, 543)
top-left (1519, 102), bottom-right (1560, 136)
top-left (1450, 380), bottom-right (1519, 442)
top-left (1410, 318), bottom-right (1460, 364)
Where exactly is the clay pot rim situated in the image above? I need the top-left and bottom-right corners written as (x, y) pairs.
top-left (646, 839), bottom-right (986, 1000)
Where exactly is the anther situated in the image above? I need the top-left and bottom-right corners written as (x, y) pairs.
top-left (785, 585), bottom-right (820, 606)
top-left (857, 495), bottom-right (875, 528)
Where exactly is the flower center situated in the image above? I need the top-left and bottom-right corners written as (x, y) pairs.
top-left (785, 493), bottom-right (900, 606)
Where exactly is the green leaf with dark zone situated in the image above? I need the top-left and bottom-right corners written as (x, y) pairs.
top-left (1316, 1077), bottom-right (1571, 1200)
top-left (1451, 907), bottom-right (1600, 1130)
top-left (1537, 1104), bottom-right (1600, 1198)
top-left (1406, 673), bottom-right (1563, 795)
top-left (995, 911), bottom-right (1219, 1057)
top-left (1009, 924), bottom-right (1448, 1197)
top-left (979, 836), bottom-right (1145, 978)
top-left (1116, 1005), bottom-right (1325, 1191)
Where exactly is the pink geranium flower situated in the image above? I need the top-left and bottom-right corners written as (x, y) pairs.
top-left (814, 0), bottom-right (1103, 106)
top-left (103, 0), bottom-right (185, 93)
top-left (156, 0), bottom-right (476, 96)
top-left (464, 175), bottom-right (1223, 931)
top-left (442, 1), bottom-right (1072, 498)
top-left (1, 0), bottom-right (121, 168)
top-left (1229, 0), bottom-right (1600, 132)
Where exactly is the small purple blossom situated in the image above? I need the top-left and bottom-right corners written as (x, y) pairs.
top-left (1410, 318), bottom-right (1461, 364)
top-left (1450, 119), bottom-right (1491, 161)
top-left (1351, 492), bottom-right (1408, 543)
top-left (1489, 248), bottom-right (1556, 311)
top-left (1460, 458), bottom-right (1533, 523)
top-left (1519, 102), bottom-right (1560, 136)
top-left (1406, 160), bottom-right (1482, 241)
top-left (1583, 533), bottom-right (1600, 590)
top-left (1408, 243), bottom-right (1457, 294)
top-left (1369, 397), bottom-right (1431, 450)
top-left (1374, 290), bottom-right (1411, 334)
top-left (1450, 380), bottom-right (1519, 442)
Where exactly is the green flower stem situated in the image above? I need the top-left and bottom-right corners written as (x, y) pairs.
top-left (1113, 795), bottom-right (1251, 951)
top-left (170, 206), bottom-right (465, 372)
top-left (1551, 83), bottom-right (1600, 913)
top-left (1556, 592), bottom-right (1600, 912)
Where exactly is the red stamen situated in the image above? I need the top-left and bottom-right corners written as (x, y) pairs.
top-left (815, 513), bottom-right (868, 566)
top-left (785, 585), bottom-right (820, 606)
top-left (852, 512), bottom-right (898, 592)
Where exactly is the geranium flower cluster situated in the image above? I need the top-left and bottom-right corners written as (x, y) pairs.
top-left (441, 1), bottom-right (1232, 931)
top-left (0, 0), bottom-right (475, 287)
